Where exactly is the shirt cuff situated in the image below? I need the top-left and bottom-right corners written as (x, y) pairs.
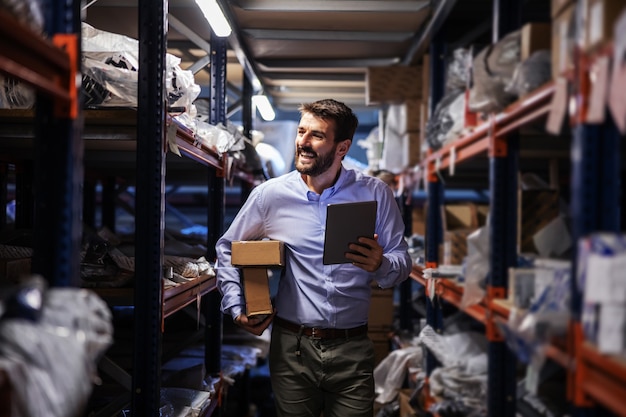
top-left (226, 305), bottom-right (244, 321)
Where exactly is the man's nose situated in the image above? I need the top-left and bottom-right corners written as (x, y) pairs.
top-left (297, 132), bottom-right (311, 145)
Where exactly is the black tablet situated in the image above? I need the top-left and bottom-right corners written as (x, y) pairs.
top-left (323, 200), bottom-right (377, 265)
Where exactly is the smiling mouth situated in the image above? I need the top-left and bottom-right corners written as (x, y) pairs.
top-left (297, 148), bottom-right (316, 159)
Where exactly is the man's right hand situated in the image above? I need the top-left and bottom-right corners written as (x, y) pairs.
top-left (234, 310), bottom-right (276, 336)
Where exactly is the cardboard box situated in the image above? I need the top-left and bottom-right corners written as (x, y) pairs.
top-left (369, 285), bottom-right (395, 329)
top-left (551, 0), bottom-right (575, 18)
top-left (0, 258), bottom-right (31, 283)
top-left (443, 228), bottom-right (475, 265)
top-left (551, 3), bottom-right (575, 79)
top-left (442, 203), bottom-right (480, 231)
top-left (231, 240), bottom-right (284, 267)
top-left (398, 388), bottom-right (417, 417)
top-left (518, 189), bottom-right (560, 254)
top-left (422, 54), bottom-right (431, 109)
top-left (412, 206), bottom-right (426, 236)
top-left (366, 66), bottom-right (422, 105)
top-left (584, 0), bottom-right (626, 52)
top-left (407, 132), bottom-right (422, 167)
top-left (368, 329), bottom-right (391, 365)
top-left (242, 268), bottom-right (273, 316)
top-left (521, 22), bottom-right (552, 60)
top-left (405, 99), bottom-right (422, 133)
top-left (440, 203), bottom-right (488, 265)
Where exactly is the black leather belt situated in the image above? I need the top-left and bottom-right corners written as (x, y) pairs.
top-left (274, 316), bottom-right (368, 339)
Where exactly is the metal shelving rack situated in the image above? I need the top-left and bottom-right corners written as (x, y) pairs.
top-left (0, 5), bottom-right (82, 288)
top-left (0, 1), bottom-right (82, 412)
top-left (413, 1), bottom-right (625, 416)
top-left (0, 0), bottom-right (236, 414)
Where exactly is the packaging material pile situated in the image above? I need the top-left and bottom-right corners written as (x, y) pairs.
top-left (499, 258), bottom-right (570, 393)
top-left (374, 316), bottom-right (488, 417)
top-left (80, 227), bottom-right (215, 289)
top-left (0, 275), bottom-right (113, 417)
top-left (81, 23), bottom-right (200, 111)
top-left (425, 48), bottom-right (471, 150)
top-left (425, 28), bottom-right (552, 152)
top-left (578, 233), bottom-right (626, 357)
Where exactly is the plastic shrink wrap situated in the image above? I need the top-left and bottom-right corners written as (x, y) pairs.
top-left (469, 30), bottom-right (521, 114)
top-left (0, 276), bottom-right (113, 417)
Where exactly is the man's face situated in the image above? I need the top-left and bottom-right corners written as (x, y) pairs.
top-left (294, 113), bottom-right (340, 177)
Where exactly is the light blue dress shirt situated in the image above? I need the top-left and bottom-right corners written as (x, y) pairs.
top-left (215, 166), bottom-right (412, 328)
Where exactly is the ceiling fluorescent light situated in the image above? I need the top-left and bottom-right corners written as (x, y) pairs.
top-left (252, 95), bottom-right (276, 121)
top-left (194, 0), bottom-right (232, 37)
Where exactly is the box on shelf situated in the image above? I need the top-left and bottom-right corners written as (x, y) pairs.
top-left (584, 0), bottom-right (626, 52)
top-left (369, 285), bottom-right (395, 329)
top-left (231, 240), bottom-right (284, 267)
top-left (369, 329), bottom-right (391, 366)
top-left (422, 54), bottom-right (431, 109)
top-left (518, 189), bottom-right (560, 254)
top-left (0, 257), bottom-right (31, 284)
top-left (407, 132), bottom-right (423, 167)
top-left (440, 203), bottom-right (489, 265)
top-left (242, 268), bottom-right (273, 317)
top-left (386, 99), bottom-right (422, 133)
top-left (521, 22), bottom-right (552, 60)
top-left (551, 0), bottom-right (575, 18)
top-left (412, 205), bottom-right (426, 236)
top-left (443, 228), bottom-right (475, 266)
top-left (508, 267), bottom-right (536, 309)
top-left (398, 388), bottom-right (418, 417)
top-left (551, 2), bottom-right (575, 79)
top-left (366, 66), bottom-right (422, 105)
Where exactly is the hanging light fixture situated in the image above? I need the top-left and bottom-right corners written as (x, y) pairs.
top-left (194, 0), bottom-right (232, 37)
top-left (252, 94), bottom-right (276, 121)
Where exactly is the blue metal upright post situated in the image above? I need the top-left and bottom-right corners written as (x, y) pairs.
top-left (424, 33), bottom-right (446, 374)
top-left (31, 0), bottom-right (83, 287)
top-left (205, 34), bottom-right (228, 378)
top-left (132, 0), bottom-right (167, 412)
top-left (486, 2), bottom-right (521, 416)
top-left (487, 134), bottom-right (519, 417)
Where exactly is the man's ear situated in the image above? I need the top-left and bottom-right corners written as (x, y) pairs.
top-left (337, 139), bottom-right (351, 157)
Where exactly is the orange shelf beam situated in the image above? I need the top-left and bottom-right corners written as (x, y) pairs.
top-left (172, 121), bottom-right (224, 172)
top-left (411, 266), bottom-right (571, 367)
top-left (579, 342), bottom-right (626, 417)
top-left (0, 10), bottom-right (71, 103)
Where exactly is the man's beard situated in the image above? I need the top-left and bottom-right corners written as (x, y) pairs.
top-left (295, 145), bottom-right (336, 177)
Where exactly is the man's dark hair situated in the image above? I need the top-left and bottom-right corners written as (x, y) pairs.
top-left (298, 99), bottom-right (359, 143)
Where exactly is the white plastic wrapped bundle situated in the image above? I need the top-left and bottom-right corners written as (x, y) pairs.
top-left (469, 30), bottom-right (521, 114)
top-left (505, 49), bottom-right (552, 98)
top-left (81, 22), bottom-right (200, 110)
top-left (0, 276), bottom-right (113, 417)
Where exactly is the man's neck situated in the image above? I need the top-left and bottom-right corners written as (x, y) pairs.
top-left (301, 166), bottom-right (342, 194)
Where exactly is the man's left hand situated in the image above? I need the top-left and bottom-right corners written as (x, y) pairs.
top-left (346, 234), bottom-right (383, 272)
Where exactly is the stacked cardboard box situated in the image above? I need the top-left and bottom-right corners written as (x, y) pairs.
top-left (518, 189), bottom-right (560, 254)
top-left (551, 0), bottom-right (575, 79)
top-left (368, 283), bottom-right (395, 365)
top-left (582, 0), bottom-right (626, 52)
top-left (440, 203), bottom-right (489, 265)
top-left (231, 240), bottom-right (284, 317)
top-left (367, 64), bottom-right (427, 169)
